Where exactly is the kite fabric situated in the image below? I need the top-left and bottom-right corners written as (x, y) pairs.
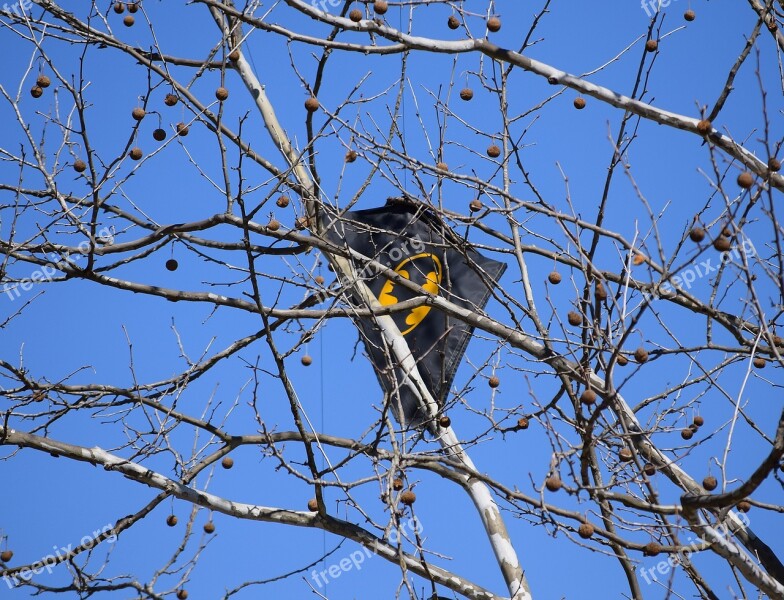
top-left (323, 199), bottom-right (506, 428)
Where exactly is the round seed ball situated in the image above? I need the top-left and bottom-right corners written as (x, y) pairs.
top-left (548, 271), bottom-right (561, 284)
top-left (573, 97), bottom-right (586, 110)
top-left (459, 88), bottom-right (474, 101)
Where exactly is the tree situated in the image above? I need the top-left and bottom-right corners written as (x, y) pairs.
top-left (1, 1), bottom-right (783, 598)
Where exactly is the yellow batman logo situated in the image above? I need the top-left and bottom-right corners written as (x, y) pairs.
top-left (378, 253), bottom-right (442, 335)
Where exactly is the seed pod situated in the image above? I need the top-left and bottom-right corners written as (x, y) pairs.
top-left (176, 122), bottom-right (189, 136)
top-left (177, 590), bottom-right (188, 600)
top-left (681, 428), bottom-right (694, 440)
top-left (153, 128), bottom-right (166, 141)
top-left (619, 448), bottom-right (633, 462)
top-left (488, 375), bottom-right (500, 388)
top-left (345, 150), bottom-right (358, 163)
top-left (753, 357), bottom-right (766, 369)
top-left (392, 478), bottom-right (404, 491)
top-left (215, 87), bottom-right (229, 101)
top-left (689, 227), bottom-right (705, 242)
top-left (634, 347), bottom-right (649, 363)
top-left (73, 159), bottom-right (87, 173)
top-left (548, 271), bottom-right (561, 284)
top-left (702, 475), bottom-right (717, 491)
top-left (769, 157), bottom-right (781, 172)
top-left (517, 417), bottom-right (529, 429)
top-left (165, 259), bottom-right (178, 271)
top-left (573, 97), bottom-right (586, 110)
top-left (373, 1), bottom-right (388, 15)
top-left (578, 522), bottom-right (594, 539)
top-left (267, 219), bottom-right (281, 232)
top-left (166, 515), bottom-right (178, 527)
top-left (349, 8), bottom-right (363, 22)
top-left (221, 456), bottom-right (234, 469)
top-left (123, 15), bottom-right (134, 26)
top-left (307, 498), bottom-right (319, 511)
top-left (129, 147), bottom-right (143, 160)
top-left (692, 415), bottom-right (704, 427)
top-left (438, 415), bottom-right (451, 428)
top-left (0, 550), bottom-right (13, 562)
top-left (113, 2), bottom-right (125, 14)
top-left (567, 311), bottom-right (583, 326)
top-left (36, 74), bottom-right (51, 88)
top-left (435, 162), bottom-right (448, 172)
top-left (616, 354), bottom-right (629, 366)
top-left (301, 354), bottom-right (313, 366)
top-left (203, 521), bottom-right (215, 534)
top-left (580, 389), bottom-right (596, 406)
top-left (645, 39), bottom-right (658, 52)
top-left (486, 144), bottom-right (501, 158)
top-left (643, 463), bottom-right (656, 476)
top-left (131, 107), bottom-right (145, 121)
top-left (447, 15), bottom-right (460, 29)
top-left (737, 500), bottom-right (751, 513)
top-left (30, 86), bottom-right (43, 98)
top-left (487, 16), bottom-right (501, 32)
top-left (545, 475), bottom-right (562, 492)
top-left (469, 199), bottom-right (483, 212)
top-left (304, 97), bottom-right (320, 112)
top-left (737, 172), bottom-right (754, 189)
top-left (276, 196), bottom-right (290, 208)
top-left (684, 9), bottom-right (696, 21)
top-left (400, 490), bottom-right (416, 505)
top-left (459, 88), bottom-right (474, 101)
top-left (713, 236), bottom-right (731, 252)
top-left (228, 49), bottom-right (240, 62)
top-left (164, 93), bottom-right (178, 106)
top-left (643, 542), bottom-right (662, 557)
top-left (696, 119), bottom-right (712, 135)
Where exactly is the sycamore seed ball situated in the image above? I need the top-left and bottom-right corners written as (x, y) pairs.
top-left (573, 97), bottom-right (586, 110)
top-left (307, 498), bottom-right (319, 511)
top-left (304, 97), bottom-right (320, 112)
top-left (166, 515), bottom-right (178, 527)
top-left (548, 271), bottom-right (562, 284)
top-left (578, 523), bottom-right (594, 539)
top-left (460, 88), bottom-right (474, 101)
top-left (400, 490), bottom-right (416, 505)
top-left (487, 16), bottom-right (501, 32)
top-left (349, 8), bottom-right (363, 22)
top-left (689, 227), bottom-right (705, 243)
top-left (696, 119), bottom-right (712, 135)
top-left (703, 475), bottom-right (717, 491)
top-left (221, 456), bottom-right (234, 469)
top-left (447, 15), bottom-right (460, 30)
top-left (373, 1), bottom-right (388, 15)
top-left (634, 347), bottom-right (649, 363)
top-left (545, 475), bottom-right (562, 492)
top-left (737, 171), bottom-right (754, 189)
